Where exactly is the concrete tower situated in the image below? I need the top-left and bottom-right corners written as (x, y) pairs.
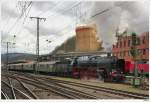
top-left (75, 24), bottom-right (102, 52)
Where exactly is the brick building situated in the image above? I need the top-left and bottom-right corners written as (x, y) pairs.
top-left (112, 32), bottom-right (149, 62)
top-left (75, 24), bottom-right (102, 52)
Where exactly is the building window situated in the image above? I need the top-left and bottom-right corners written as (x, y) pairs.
top-left (142, 37), bottom-right (145, 44)
top-left (128, 51), bottom-right (131, 56)
top-left (116, 53), bottom-right (118, 56)
top-left (128, 40), bottom-right (130, 47)
top-left (123, 51), bottom-right (126, 57)
top-left (146, 48), bottom-right (149, 53)
top-left (143, 49), bottom-right (146, 55)
top-left (138, 49), bottom-right (142, 55)
top-left (116, 43), bottom-right (118, 48)
top-left (120, 41), bottom-right (122, 48)
top-left (137, 38), bottom-right (140, 45)
top-left (124, 40), bottom-right (126, 47)
top-left (113, 45), bottom-right (115, 48)
top-left (120, 52), bottom-right (124, 57)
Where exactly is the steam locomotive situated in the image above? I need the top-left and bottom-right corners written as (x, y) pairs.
top-left (72, 56), bottom-right (125, 82)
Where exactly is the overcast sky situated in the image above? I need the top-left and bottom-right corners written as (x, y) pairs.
top-left (1, 0), bottom-right (149, 55)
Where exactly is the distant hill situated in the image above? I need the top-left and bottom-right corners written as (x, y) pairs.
top-left (1, 53), bottom-right (36, 64)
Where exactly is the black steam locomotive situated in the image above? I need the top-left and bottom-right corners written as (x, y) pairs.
top-left (72, 56), bottom-right (125, 82)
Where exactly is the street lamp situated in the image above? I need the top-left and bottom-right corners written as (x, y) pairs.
top-left (46, 39), bottom-right (52, 43)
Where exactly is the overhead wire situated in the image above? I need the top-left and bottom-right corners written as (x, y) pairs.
top-left (31, 1), bottom-right (82, 52)
top-left (9, 1), bottom-right (33, 54)
top-left (28, 1), bottom-right (82, 39)
top-left (40, 1), bottom-right (82, 37)
top-left (45, 1), bottom-right (81, 18)
top-left (39, 1), bottom-right (83, 50)
top-left (7, 1), bottom-right (32, 34)
top-left (36, 1), bottom-right (63, 17)
top-left (15, 1), bottom-right (33, 35)
top-left (49, 3), bottom-right (124, 49)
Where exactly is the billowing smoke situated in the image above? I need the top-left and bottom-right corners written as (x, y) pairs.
top-left (86, 1), bottom-right (149, 52)
top-left (115, 1), bottom-right (149, 34)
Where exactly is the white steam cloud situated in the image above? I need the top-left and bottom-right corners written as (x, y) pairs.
top-left (85, 1), bottom-right (149, 51)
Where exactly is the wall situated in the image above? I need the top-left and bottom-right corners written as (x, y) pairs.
top-left (112, 32), bottom-right (149, 62)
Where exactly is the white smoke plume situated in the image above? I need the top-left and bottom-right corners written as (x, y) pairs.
top-left (86, 1), bottom-right (149, 51)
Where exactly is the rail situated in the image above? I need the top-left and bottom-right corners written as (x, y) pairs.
top-left (1, 81), bottom-right (32, 99)
top-left (18, 72), bottom-right (148, 99)
top-left (1, 90), bottom-right (9, 99)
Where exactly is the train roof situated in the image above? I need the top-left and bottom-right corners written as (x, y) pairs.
top-left (8, 61), bottom-right (57, 66)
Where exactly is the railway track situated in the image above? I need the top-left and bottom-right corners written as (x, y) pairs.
top-left (45, 78), bottom-right (149, 99)
top-left (1, 90), bottom-right (9, 99)
top-left (5, 74), bottom-right (97, 99)
top-left (8, 77), bottom-right (16, 99)
top-left (1, 75), bottom-right (38, 99)
top-left (14, 72), bottom-right (149, 99)
top-left (1, 81), bottom-right (32, 99)
top-left (3, 71), bottom-right (149, 99)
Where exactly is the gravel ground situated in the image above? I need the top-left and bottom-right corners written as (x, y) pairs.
top-left (48, 76), bottom-right (149, 95)
top-left (59, 83), bottom-right (130, 99)
top-left (24, 83), bottom-right (65, 99)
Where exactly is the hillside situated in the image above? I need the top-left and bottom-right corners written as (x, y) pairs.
top-left (1, 53), bottom-right (36, 64)
top-left (52, 36), bottom-right (76, 54)
top-left (52, 36), bottom-right (104, 54)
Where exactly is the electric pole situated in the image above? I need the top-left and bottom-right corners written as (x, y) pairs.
top-left (30, 17), bottom-right (46, 74)
top-left (131, 32), bottom-right (140, 87)
top-left (2, 35), bottom-right (16, 71)
top-left (3, 41), bottom-right (15, 71)
top-left (6, 42), bottom-right (10, 70)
